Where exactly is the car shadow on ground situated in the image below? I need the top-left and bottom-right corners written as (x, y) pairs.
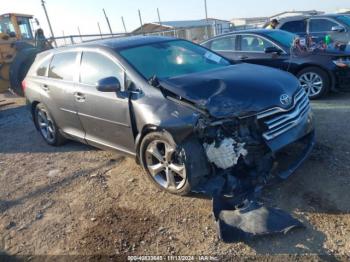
top-left (0, 105), bottom-right (96, 154)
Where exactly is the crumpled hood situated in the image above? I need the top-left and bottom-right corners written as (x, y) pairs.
top-left (160, 63), bottom-right (300, 118)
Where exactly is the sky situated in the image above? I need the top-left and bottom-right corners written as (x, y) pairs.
top-left (2, 0), bottom-right (350, 37)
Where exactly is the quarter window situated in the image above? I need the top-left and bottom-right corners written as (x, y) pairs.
top-left (280, 20), bottom-right (307, 33)
top-left (36, 58), bottom-right (51, 77)
top-left (309, 19), bottom-right (338, 32)
top-left (80, 52), bottom-right (123, 86)
top-left (240, 35), bottom-right (273, 52)
top-left (210, 36), bottom-right (236, 51)
top-left (48, 52), bottom-right (77, 81)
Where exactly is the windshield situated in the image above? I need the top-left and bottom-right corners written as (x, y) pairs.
top-left (0, 17), bottom-right (16, 36)
top-left (264, 30), bottom-right (296, 48)
top-left (336, 15), bottom-right (350, 27)
top-left (119, 40), bottom-right (230, 80)
top-left (17, 17), bottom-right (33, 39)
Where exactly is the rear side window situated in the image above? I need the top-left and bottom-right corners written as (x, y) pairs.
top-left (309, 19), bottom-right (338, 32)
top-left (280, 20), bottom-right (307, 33)
top-left (240, 35), bottom-right (273, 52)
top-left (36, 58), bottom-right (51, 77)
top-left (209, 36), bottom-right (236, 51)
top-left (80, 52), bottom-right (123, 86)
top-left (48, 52), bottom-right (77, 81)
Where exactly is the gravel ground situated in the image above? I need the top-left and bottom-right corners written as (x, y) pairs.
top-left (0, 91), bottom-right (350, 260)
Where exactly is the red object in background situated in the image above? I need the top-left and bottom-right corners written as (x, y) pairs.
top-left (21, 80), bottom-right (27, 93)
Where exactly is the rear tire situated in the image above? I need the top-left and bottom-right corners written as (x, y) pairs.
top-left (297, 67), bottom-right (330, 99)
top-left (34, 103), bottom-right (66, 146)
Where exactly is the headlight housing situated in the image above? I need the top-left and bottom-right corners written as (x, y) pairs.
top-left (333, 58), bottom-right (350, 68)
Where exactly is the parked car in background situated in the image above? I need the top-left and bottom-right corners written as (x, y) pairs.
top-left (24, 36), bottom-right (314, 196)
top-left (269, 14), bottom-right (350, 44)
top-left (202, 29), bottom-right (350, 99)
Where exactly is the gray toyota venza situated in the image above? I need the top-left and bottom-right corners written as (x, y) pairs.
top-left (24, 36), bottom-right (315, 195)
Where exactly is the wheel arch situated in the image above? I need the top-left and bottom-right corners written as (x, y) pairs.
top-left (135, 124), bottom-right (161, 164)
top-left (30, 100), bottom-right (41, 129)
top-left (295, 64), bottom-right (335, 90)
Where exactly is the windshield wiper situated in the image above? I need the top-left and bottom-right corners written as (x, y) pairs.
top-left (148, 75), bottom-right (161, 88)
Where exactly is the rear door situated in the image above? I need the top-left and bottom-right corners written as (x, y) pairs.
top-left (308, 18), bottom-right (343, 43)
top-left (75, 50), bottom-right (135, 154)
top-left (236, 34), bottom-right (287, 69)
top-left (279, 19), bottom-right (308, 38)
top-left (202, 35), bottom-right (238, 60)
top-left (41, 51), bottom-right (85, 142)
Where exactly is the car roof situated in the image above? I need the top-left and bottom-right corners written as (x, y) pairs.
top-left (278, 13), bottom-right (345, 23)
top-left (72, 35), bottom-right (177, 50)
top-left (204, 29), bottom-right (288, 40)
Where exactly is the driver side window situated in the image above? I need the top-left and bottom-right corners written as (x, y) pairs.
top-left (240, 35), bottom-right (274, 52)
top-left (80, 52), bottom-right (124, 86)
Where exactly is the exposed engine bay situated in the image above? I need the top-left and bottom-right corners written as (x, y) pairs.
top-left (194, 116), bottom-right (275, 196)
top-left (190, 115), bottom-right (314, 241)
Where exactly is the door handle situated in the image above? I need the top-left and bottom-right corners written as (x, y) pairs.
top-left (74, 92), bottom-right (86, 102)
top-left (41, 84), bottom-right (49, 91)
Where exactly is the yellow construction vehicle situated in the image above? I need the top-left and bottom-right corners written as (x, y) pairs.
top-left (0, 13), bottom-right (49, 96)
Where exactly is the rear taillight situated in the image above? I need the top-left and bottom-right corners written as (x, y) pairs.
top-left (22, 80), bottom-right (27, 92)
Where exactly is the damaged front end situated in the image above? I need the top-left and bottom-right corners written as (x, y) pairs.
top-left (190, 88), bottom-right (315, 242)
top-left (193, 87), bottom-right (315, 197)
top-left (194, 116), bottom-right (274, 196)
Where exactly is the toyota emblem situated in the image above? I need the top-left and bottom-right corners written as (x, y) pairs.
top-left (280, 94), bottom-right (292, 106)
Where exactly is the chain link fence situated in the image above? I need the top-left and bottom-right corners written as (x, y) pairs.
top-left (52, 24), bottom-right (236, 47)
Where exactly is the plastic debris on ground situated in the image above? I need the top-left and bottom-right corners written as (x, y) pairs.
top-left (212, 195), bottom-right (304, 243)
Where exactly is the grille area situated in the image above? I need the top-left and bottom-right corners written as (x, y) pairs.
top-left (257, 88), bottom-right (310, 141)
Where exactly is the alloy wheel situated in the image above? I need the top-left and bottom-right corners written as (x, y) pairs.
top-left (145, 140), bottom-right (186, 190)
top-left (37, 108), bottom-right (56, 143)
top-left (299, 72), bottom-right (323, 97)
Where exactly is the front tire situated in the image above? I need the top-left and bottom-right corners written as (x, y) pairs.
top-left (34, 103), bottom-right (66, 146)
top-left (297, 67), bottom-right (330, 99)
top-left (140, 131), bottom-right (207, 195)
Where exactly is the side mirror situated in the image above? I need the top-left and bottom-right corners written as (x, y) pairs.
top-left (331, 26), bottom-right (345, 32)
top-left (96, 77), bottom-right (121, 92)
top-left (265, 46), bottom-right (282, 54)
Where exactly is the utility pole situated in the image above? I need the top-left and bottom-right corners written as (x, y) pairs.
top-left (77, 26), bottom-right (82, 42)
top-left (62, 30), bottom-right (66, 45)
top-left (103, 8), bottom-right (113, 35)
top-left (97, 22), bottom-right (102, 38)
top-left (204, 0), bottom-right (209, 39)
top-left (41, 0), bottom-right (57, 47)
top-left (157, 8), bottom-right (162, 26)
top-left (121, 16), bottom-right (127, 34)
top-left (204, 0), bottom-right (208, 20)
top-left (138, 9), bottom-right (144, 35)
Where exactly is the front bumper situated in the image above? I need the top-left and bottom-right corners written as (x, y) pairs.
top-left (334, 67), bottom-right (350, 90)
top-left (274, 130), bottom-right (315, 180)
top-left (263, 110), bottom-right (315, 180)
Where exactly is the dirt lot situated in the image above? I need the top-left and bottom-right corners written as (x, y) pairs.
top-left (1, 91), bottom-right (350, 260)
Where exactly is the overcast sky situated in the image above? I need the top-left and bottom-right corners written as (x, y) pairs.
top-left (2, 0), bottom-right (350, 37)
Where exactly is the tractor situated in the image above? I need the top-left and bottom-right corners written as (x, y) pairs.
top-left (0, 13), bottom-right (50, 96)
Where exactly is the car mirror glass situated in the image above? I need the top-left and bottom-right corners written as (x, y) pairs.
top-left (96, 77), bottom-right (121, 92)
top-left (265, 46), bottom-right (282, 54)
top-left (331, 26), bottom-right (345, 32)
